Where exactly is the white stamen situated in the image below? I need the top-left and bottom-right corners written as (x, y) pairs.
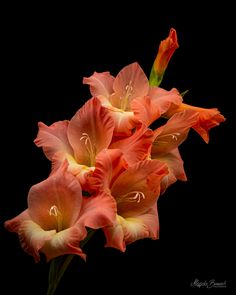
top-left (116, 190), bottom-right (146, 205)
top-left (128, 191), bottom-right (145, 203)
top-left (120, 80), bottom-right (133, 111)
top-left (154, 132), bottom-right (181, 145)
top-left (49, 205), bottom-right (60, 217)
top-left (80, 132), bottom-right (96, 166)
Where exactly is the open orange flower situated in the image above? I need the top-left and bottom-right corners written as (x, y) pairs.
top-left (87, 149), bottom-right (168, 251)
top-left (4, 162), bottom-right (116, 262)
top-left (34, 97), bottom-right (115, 186)
top-left (83, 63), bottom-right (182, 135)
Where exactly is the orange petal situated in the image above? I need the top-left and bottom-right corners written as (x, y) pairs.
top-left (41, 226), bottom-right (86, 261)
top-left (34, 120), bottom-right (73, 161)
top-left (103, 205), bottom-right (159, 251)
top-left (4, 209), bottom-right (30, 233)
top-left (131, 87), bottom-right (182, 126)
top-left (83, 71), bottom-right (115, 99)
top-left (152, 110), bottom-right (199, 156)
top-left (110, 124), bottom-right (153, 165)
top-left (154, 148), bottom-right (187, 193)
top-left (18, 220), bottom-right (56, 262)
top-left (113, 62), bottom-right (149, 111)
top-left (67, 98), bottom-right (115, 166)
top-left (86, 149), bottom-right (127, 192)
top-left (28, 161), bottom-right (82, 231)
top-left (165, 103), bottom-right (226, 143)
top-left (111, 160), bottom-right (168, 217)
top-left (103, 105), bottom-right (137, 136)
top-left (103, 215), bottom-right (126, 252)
top-left (79, 190), bottom-right (117, 229)
top-left (149, 87), bottom-right (182, 115)
top-left (18, 220), bottom-right (86, 262)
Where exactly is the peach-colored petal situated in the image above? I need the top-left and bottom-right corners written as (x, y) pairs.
top-left (104, 205), bottom-right (159, 251)
top-left (131, 87), bottom-right (182, 126)
top-left (18, 220), bottom-right (56, 263)
top-left (152, 110), bottom-right (199, 156)
top-left (103, 105), bottom-right (137, 136)
top-left (41, 226), bottom-right (86, 261)
top-left (154, 148), bottom-right (187, 193)
top-left (123, 205), bottom-right (159, 245)
top-left (18, 220), bottom-right (86, 262)
top-left (165, 103), bottom-right (226, 143)
top-left (110, 124), bottom-right (153, 165)
top-left (103, 215), bottom-right (125, 252)
top-left (111, 160), bottom-right (168, 217)
top-left (192, 109), bottom-right (225, 143)
top-left (149, 87), bottom-right (182, 115)
top-left (83, 71), bottom-right (115, 100)
top-left (28, 161), bottom-right (82, 231)
top-left (86, 149), bottom-right (127, 192)
top-left (131, 96), bottom-right (161, 126)
top-left (67, 97), bottom-right (115, 166)
top-left (113, 63), bottom-right (149, 111)
top-left (79, 190), bottom-right (117, 229)
top-left (34, 120), bottom-right (73, 161)
top-left (4, 209), bottom-right (30, 233)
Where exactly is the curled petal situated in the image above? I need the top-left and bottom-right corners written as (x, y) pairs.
top-left (149, 87), bottom-right (182, 115)
top-left (192, 109), bottom-right (225, 143)
top-left (104, 205), bottom-right (159, 251)
top-left (131, 87), bottom-right (182, 126)
top-left (103, 215), bottom-right (125, 252)
top-left (165, 103), bottom-right (226, 143)
top-left (41, 226), bottom-right (86, 261)
top-left (4, 210), bottom-right (30, 233)
top-left (18, 220), bottom-right (86, 262)
top-left (18, 220), bottom-right (56, 263)
top-left (79, 191), bottom-right (117, 229)
top-left (34, 121), bottom-right (73, 161)
top-left (123, 205), bottom-right (159, 244)
top-left (104, 105), bottom-right (137, 136)
top-left (86, 149), bottom-right (127, 192)
top-left (131, 96), bottom-right (161, 126)
top-left (110, 124), bottom-right (154, 165)
top-left (155, 148), bottom-right (187, 193)
top-left (83, 71), bottom-right (115, 100)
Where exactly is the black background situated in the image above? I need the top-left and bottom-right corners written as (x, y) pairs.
top-left (1, 2), bottom-right (234, 294)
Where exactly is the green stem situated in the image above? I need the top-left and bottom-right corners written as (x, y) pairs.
top-left (47, 228), bottom-right (96, 295)
top-left (149, 65), bottom-right (163, 87)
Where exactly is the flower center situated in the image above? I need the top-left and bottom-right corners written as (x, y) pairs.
top-left (117, 191), bottom-right (145, 204)
top-left (80, 132), bottom-right (96, 166)
top-left (49, 205), bottom-right (63, 232)
top-left (120, 80), bottom-right (133, 111)
top-left (154, 132), bottom-right (180, 145)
